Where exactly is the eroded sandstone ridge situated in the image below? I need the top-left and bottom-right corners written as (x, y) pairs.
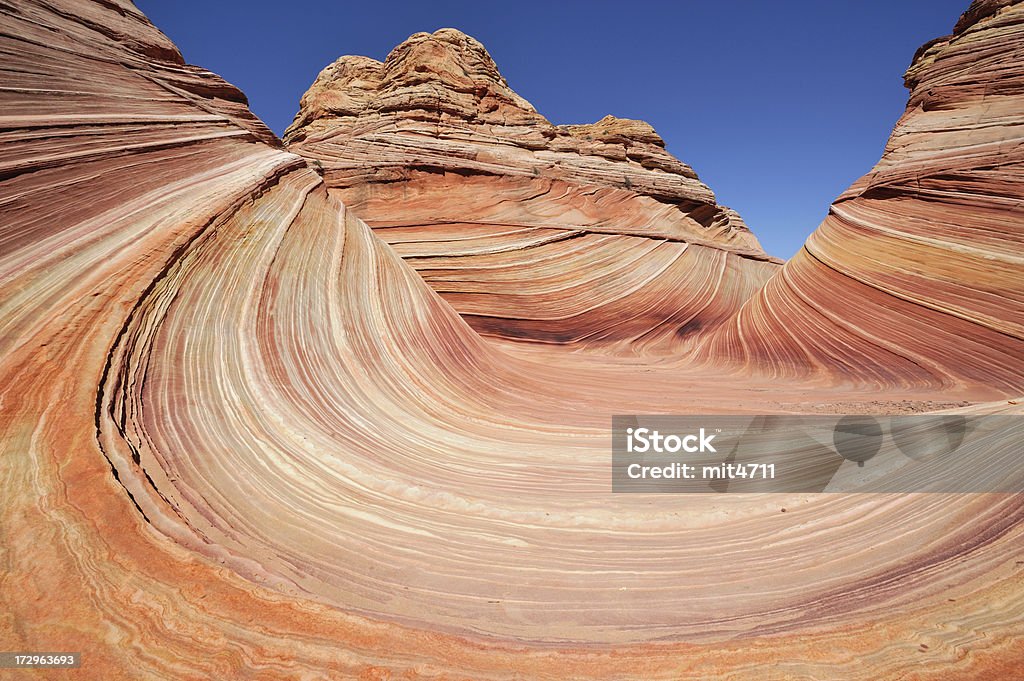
top-left (285, 29), bottom-right (780, 349)
top-left (693, 0), bottom-right (1024, 390)
top-left (1, 1), bottom-right (1023, 680)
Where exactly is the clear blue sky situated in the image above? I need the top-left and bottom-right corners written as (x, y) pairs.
top-left (136, 0), bottom-right (970, 259)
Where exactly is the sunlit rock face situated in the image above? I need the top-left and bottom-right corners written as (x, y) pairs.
top-left (1, 1), bottom-right (1023, 680)
top-left (284, 29), bottom-right (781, 352)
top-left (694, 0), bottom-right (1024, 391)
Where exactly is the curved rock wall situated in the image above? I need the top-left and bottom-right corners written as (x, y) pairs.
top-left (694, 0), bottom-right (1024, 392)
top-left (1, 2), bottom-right (1022, 680)
top-left (285, 29), bottom-right (780, 352)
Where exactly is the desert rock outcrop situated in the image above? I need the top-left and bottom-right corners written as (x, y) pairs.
top-left (0, 1), bottom-right (1022, 680)
top-left (694, 0), bottom-right (1024, 391)
top-left (285, 29), bottom-right (780, 350)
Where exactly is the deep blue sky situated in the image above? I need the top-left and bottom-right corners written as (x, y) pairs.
top-left (136, 1), bottom-right (970, 259)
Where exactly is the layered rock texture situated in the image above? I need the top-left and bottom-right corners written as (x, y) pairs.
top-left (285, 30), bottom-right (780, 350)
top-left (693, 0), bottom-right (1024, 390)
top-left (1, 1), bottom-right (1023, 680)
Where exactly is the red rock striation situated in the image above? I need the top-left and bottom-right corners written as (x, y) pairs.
top-left (1, 2), bottom-right (1023, 680)
top-left (285, 29), bottom-right (780, 351)
top-left (694, 0), bottom-right (1024, 392)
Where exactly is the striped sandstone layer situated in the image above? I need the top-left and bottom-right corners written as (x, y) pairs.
top-left (0, 2), bottom-right (1022, 680)
top-left (693, 0), bottom-right (1024, 391)
top-left (284, 30), bottom-right (780, 351)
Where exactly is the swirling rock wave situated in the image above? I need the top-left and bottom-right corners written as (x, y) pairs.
top-left (693, 0), bottom-right (1024, 390)
top-left (284, 29), bottom-right (781, 351)
top-left (1, 1), bottom-right (1023, 679)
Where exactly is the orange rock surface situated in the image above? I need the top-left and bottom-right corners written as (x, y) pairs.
top-left (284, 29), bottom-right (780, 351)
top-left (0, 1), bottom-right (1022, 679)
top-left (692, 0), bottom-right (1024, 390)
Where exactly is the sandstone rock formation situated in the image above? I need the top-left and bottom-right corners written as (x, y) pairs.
top-left (285, 29), bottom-right (780, 350)
top-left (1, 1), bottom-right (1023, 680)
top-left (693, 0), bottom-right (1024, 391)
